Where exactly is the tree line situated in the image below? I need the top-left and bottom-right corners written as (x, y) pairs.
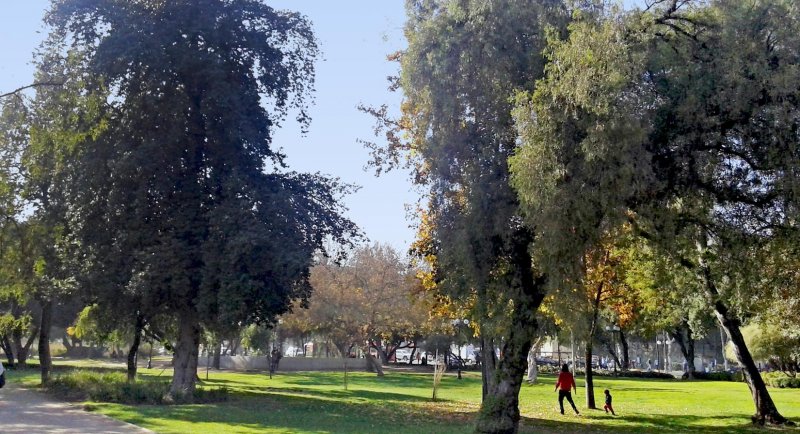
top-left (1, 1), bottom-right (799, 433)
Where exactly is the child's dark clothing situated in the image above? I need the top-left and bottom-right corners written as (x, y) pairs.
top-left (604, 392), bottom-right (616, 415)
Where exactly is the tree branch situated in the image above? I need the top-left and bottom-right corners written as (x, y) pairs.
top-left (0, 81), bottom-right (64, 100)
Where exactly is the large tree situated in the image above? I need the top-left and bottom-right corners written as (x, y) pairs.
top-left (366, 1), bottom-right (572, 432)
top-left (511, 0), bottom-right (799, 425)
top-left (42, 0), bottom-right (358, 399)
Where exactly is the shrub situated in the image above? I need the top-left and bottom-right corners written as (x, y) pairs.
top-left (690, 371), bottom-right (734, 381)
top-left (46, 369), bottom-right (228, 404)
top-left (764, 372), bottom-right (800, 388)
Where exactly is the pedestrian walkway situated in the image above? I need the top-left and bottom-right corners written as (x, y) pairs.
top-left (0, 384), bottom-right (153, 434)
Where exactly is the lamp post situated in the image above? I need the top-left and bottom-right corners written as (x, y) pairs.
top-left (451, 319), bottom-right (470, 379)
top-left (656, 337), bottom-right (663, 372)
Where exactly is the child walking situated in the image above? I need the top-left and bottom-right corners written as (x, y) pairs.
top-left (603, 389), bottom-right (616, 415)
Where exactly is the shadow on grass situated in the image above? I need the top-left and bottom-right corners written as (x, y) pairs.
top-left (519, 412), bottom-right (779, 434)
top-left (102, 391), bottom-right (475, 434)
top-left (201, 376), bottom-right (439, 404)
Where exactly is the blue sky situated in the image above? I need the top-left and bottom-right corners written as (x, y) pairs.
top-left (1, 1), bottom-right (643, 254)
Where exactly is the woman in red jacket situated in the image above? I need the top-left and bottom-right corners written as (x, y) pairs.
top-left (554, 364), bottom-right (580, 415)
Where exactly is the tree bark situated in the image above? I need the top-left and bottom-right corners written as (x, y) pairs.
top-left (1, 335), bottom-right (14, 367)
top-left (127, 315), bottom-right (144, 382)
top-left (619, 329), bottom-right (630, 370)
top-left (365, 353), bottom-right (384, 376)
top-left (584, 345), bottom-right (596, 408)
top-left (480, 335), bottom-right (497, 401)
top-left (700, 265), bottom-right (792, 425)
top-left (168, 311), bottom-right (201, 401)
top-left (671, 322), bottom-right (696, 379)
top-left (527, 337), bottom-right (544, 383)
top-left (212, 341), bottom-right (221, 370)
top-left (408, 345), bottom-right (417, 366)
top-left (38, 300), bottom-right (53, 384)
top-left (603, 339), bottom-right (621, 371)
top-left (474, 233), bottom-right (546, 434)
top-left (61, 331), bottom-right (74, 352)
top-left (474, 285), bottom-right (545, 434)
top-left (584, 280), bottom-right (604, 409)
top-left (12, 326), bottom-right (37, 368)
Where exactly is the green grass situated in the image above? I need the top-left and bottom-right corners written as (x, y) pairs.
top-left (7, 361), bottom-right (800, 433)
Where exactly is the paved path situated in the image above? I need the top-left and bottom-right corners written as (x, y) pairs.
top-left (0, 384), bottom-right (154, 434)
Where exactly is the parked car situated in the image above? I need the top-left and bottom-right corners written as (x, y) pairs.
top-left (395, 348), bottom-right (413, 361)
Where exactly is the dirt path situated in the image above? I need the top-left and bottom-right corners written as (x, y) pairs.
top-left (0, 384), bottom-right (154, 434)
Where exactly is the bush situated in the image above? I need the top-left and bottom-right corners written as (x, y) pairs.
top-left (689, 371), bottom-right (734, 381)
top-left (46, 369), bottom-right (228, 404)
top-left (764, 372), bottom-right (800, 388)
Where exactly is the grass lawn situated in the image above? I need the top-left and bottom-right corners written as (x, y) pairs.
top-left (9, 361), bottom-right (800, 433)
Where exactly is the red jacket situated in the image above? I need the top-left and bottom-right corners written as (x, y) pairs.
top-left (555, 371), bottom-right (576, 391)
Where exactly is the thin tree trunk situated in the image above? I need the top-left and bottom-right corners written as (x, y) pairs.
top-left (61, 331), bottom-right (74, 352)
top-left (127, 315), bottom-right (144, 382)
top-left (584, 280), bottom-right (604, 409)
top-left (699, 264), bottom-right (791, 425)
top-left (38, 300), bottom-right (53, 384)
top-left (686, 330), bottom-right (695, 375)
top-left (168, 310), bottom-right (201, 401)
top-left (603, 339), bottom-right (621, 371)
top-left (619, 329), bottom-right (630, 370)
top-left (212, 341), bottom-right (221, 370)
top-left (1, 335), bottom-right (14, 367)
top-left (526, 339), bottom-right (541, 384)
top-left (555, 335), bottom-right (561, 365)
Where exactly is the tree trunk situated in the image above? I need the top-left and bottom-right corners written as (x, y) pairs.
top-left (480, 336), bottom-right (497, 401)
top-left (212, 341), bottom-right (221, 370)
top-left (474, 286), bottom-right (544, 434)
top-left (168, 311), bottom-right (201, 401)
top-left (375, 343), bottom-right (390, 365)
top-left (584, 345), bottom-right (596, 409)
top-left (604, 339), bottom-right (621, 371)
top-left (619, 329), bottom-right (630, 370)
top-left (229, 336), bottom-right (240, 356)
top-left (700, 265), bottom-right (791, 425)
top-left (127, 315), bottom-right (144, 382)
top-left (526, 349), bottom-right (539, 384)
top-left (584, 280), bottom-right (604, 409)
top-left (474, 233), bottom-right (546, 434)
top-left (475, 322), bottom-right (532, 433)
top-left (61, 331), bottom-right (74, 352)
top-left (527, 337), bottom-right (542, 384)
top-left (38, 300), bottom-right (53, 384)
top-left (365, 353), bottom-right (384, 376)
top-left (12, 327), bottom-right (36, 368)
top-left (1, 335), bottom-right (14, 367)
top-left (671, 323), bottom-right (696, 379)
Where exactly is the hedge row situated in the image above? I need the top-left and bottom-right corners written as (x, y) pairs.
top-left (46, 370), bottom-right (228, 404)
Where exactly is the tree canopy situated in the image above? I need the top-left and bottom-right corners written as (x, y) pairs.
top-left (34, 0), bottom-right (359, 398)
top-left (511, 0), bottom-right (800, 424)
